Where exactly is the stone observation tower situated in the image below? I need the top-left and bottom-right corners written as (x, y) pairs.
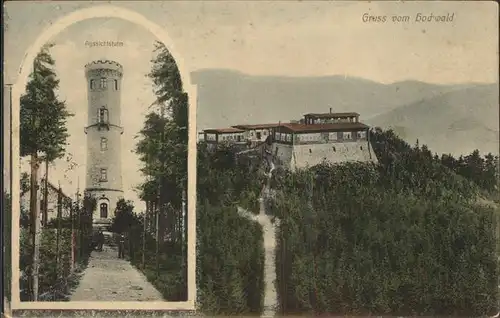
top-left (84, 60), bottom-right (124, 227)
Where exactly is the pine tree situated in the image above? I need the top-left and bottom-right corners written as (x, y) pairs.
top-left (136, 41), bottom-right (188, 243)
top-left (19, 43), bottom-right (72, 300)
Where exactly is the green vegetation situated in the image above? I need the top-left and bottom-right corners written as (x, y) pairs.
top-left (110, 199), bottom-right (187, 301)
top-left (119, 40), bottom-right (266, 311)
top-left (265, 128), bottom-right (499, 316)
top-left (18, 43), bottom-right (75, 301)
top-left (196, 143), bottom-right (266, 315)
top-left (4, 191), bottom-right (12, 301)
top-left (19, 194), bottom-right (94, 301)
top-left (124, 40), bottom-right (189, 301)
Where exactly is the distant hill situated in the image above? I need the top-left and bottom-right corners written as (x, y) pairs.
top-left (191, 69), bottom-right (498, 155)
top-left (366, 84), bottom-right (499, 156)
top-left (192, 69), bottom-right (475, 128)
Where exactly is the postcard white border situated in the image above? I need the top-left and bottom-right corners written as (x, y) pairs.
top-left (9, 4), bottom-right (197, 311)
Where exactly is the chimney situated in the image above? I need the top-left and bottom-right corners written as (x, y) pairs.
top-left (329, 107), bottom-right (332, 114)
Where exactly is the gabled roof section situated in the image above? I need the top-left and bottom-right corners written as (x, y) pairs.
top-left (203, 127), bottom-right (245, 134)
top-left (232, 123), bottom-right (281, 130)
top-left (304, 112), bottom-right (360, 118)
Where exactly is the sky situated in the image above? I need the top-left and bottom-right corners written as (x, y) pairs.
top-left (3, 1), bottom-right (499, 207)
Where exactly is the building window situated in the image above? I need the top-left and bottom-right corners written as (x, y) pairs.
top-left (100, 78), bottom-right (107, 89)
top-left (309, 149), bottom-right (312, 153)
top-left (357, 131), bottom-right (366, 139)
top-left (113, 79), bottom-right (118, 90)
top-left (333, 146), bottom-right (336, 152)
top-left (100, 203), bottom-right (108, 218)
top-left (98, 107), bottom-right (109, 124)
top-left (256, 132), bottom-right (262, 140)
top-left (100, 137), bottom-right (108, 151)
top-left (343, 132), bottom-right (352, 139)
top-left (100, 168), bottom-right (108, 182)
top-left (90, 79), bottom-right (96, 90)
top-left (321, 132), bottom-right (329, 142)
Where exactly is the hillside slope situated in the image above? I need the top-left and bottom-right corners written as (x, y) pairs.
top-left (366, 84), bottom-right (499, 155)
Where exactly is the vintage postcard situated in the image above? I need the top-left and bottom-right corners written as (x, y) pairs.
top-left (3, 0), bottom-right (499, 317)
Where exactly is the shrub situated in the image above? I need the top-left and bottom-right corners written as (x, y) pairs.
top-left (196, 200), bottom-right (265, 315)
top-left (271, 162), bottom-right (499, 316)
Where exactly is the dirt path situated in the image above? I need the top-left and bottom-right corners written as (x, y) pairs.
top-left (70, 243), bottom-right (164, 301)
top-left (238, 200), bottom-right (278, 317)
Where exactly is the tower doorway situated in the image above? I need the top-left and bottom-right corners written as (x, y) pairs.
top-left (100, 202), bottom-right (108, 219)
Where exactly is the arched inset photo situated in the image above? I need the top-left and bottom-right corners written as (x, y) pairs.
top-left (5, 4), bottom-right (195, 311)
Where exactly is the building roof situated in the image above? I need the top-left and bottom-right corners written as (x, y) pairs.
top-left (304, 112), bottom-right (360, 118)
top-left (277, 122), bottom-right (369, 133)
top-left (232, 123), bottom-right (281, 130)
top-left (203, 127), bottom-right (245, 134)
top-left (42, 179), bottom-right (72, 200)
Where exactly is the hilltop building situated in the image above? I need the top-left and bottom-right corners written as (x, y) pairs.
top-left (202, 127), bottom-right (247, 151)
top-left (200, 109), bottom-right (378, 170)
top-left (84, 60), bottom-right (125, 227)
top-left (231, 123), bottom-right (281, 146)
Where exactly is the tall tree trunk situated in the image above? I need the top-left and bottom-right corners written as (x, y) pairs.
top-left (29, 154), bottom-right (41, 301)
top-left (70, 199), bottom-right (75, 271)
top-left (56, 184), bottom-right (62, 279)
top-left (155, 198), bottom-right (160, 277)
top-left (43, 160), bottom-right (49, 226)
top-left (78, 201), bottom-right (84, 260)
top-left (182, 188), bottom-right (187, 255)
top-left (142, 201), bottom-right (148, 269)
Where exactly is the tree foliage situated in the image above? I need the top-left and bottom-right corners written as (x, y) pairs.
top-left (196, 144), bottom-right (266, 315)
top-left (4, 191), bottom-right (12, 301)
top-left (135, 40), bottom-right (188, 243)
top-left (110, 199), bottom-right (136, 234)
top-left (266, 128), bottom-right (499, 316)
top-left (19, 193), bottom-right (95, 301)
top-left (19, 43), bottom-right (73, 301)
top-left (120, 41), bottom-right (189, 301)
top-left (20, 43), bottom-right (73, 161)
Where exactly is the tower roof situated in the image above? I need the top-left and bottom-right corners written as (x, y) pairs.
top-left (84, 60), bottom-right (123, 74)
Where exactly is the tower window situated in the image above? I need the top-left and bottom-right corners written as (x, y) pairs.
top-left (90, 79), bottom-right (96, 90)
top-left (100, 137), bottom-right (108, 151)
top-left (100, 78), bottom-right (107, 89)
top-left (100, 168), bottom-right (108, 182)
top-left (98, 107), bottom-right (109, 124)
top-left (100, 203), bottom-right (108, 218)
top-left (113, 79), bottom-right (118, 90)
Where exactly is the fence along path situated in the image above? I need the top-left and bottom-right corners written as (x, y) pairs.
top-left (69, 232), bottom-right (164, 301)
